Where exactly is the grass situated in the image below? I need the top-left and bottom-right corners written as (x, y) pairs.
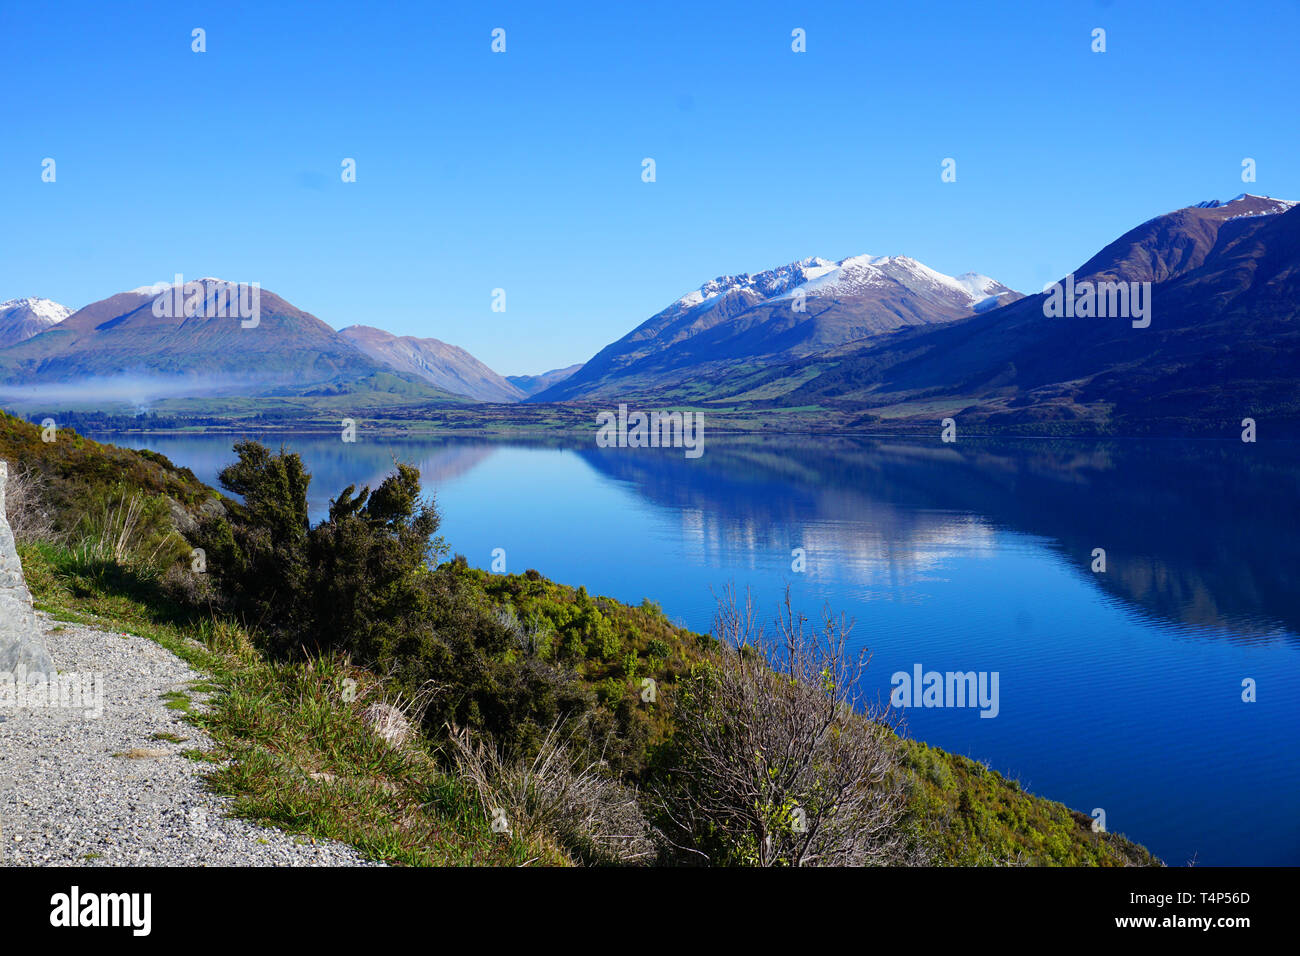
top-left (159, 691), bottom-right (192, 713)
top-left (19, 540), bottom-right (563, 866)
top-left (4, 407), bottom-right (1165, 866)
top-left (19, 537), bottom-right (1159, 866)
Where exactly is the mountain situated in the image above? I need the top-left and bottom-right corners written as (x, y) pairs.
top-left (750, 194), bottom-right (1300, 432)
top-left (339, 325), bottom-right (525, 403)
top-left (532, 255), bottom-right (1019, 402)
top-left (0, 279), bottom-right (465, 406)
top-left (506, 364), bottom-right (584, 397)
top-left (1073, 193), bottom-right (1299, 285)
top-left (0, 298), bottom-right (72, 348)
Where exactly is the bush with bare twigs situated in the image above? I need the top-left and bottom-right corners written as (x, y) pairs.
top-left (449, 721), bottom-right (656, 865)
top-left (651, 584), bottom-right (909, 866)
top-left (3, 459), bottom-right (60, 544)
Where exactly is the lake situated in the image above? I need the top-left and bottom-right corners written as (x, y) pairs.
top-left (97, 430), bottom-right (1300, 866)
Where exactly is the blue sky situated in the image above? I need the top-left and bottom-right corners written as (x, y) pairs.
top-left (3, 0), bottom-right (1298, 375)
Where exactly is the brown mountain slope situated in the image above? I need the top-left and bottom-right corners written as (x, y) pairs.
top-left (533, 256), bottom-right (1018, 402)
top-left (338, 325), bottom-right (524, 403)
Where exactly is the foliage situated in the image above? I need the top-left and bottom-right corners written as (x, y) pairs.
top-left (448, 722), bottom-right (656, 865)
top-left (650, 585), bottom-right (908, 866)
top-left (11, 426), bottom-right (1163, 867)
top-left (0, 410), bottom-right (215, 533)
top-left (194, 440), bottom-right (444, 660)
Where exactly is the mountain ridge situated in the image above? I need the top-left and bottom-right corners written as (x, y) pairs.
top-left (531, 254), bottom-right (1019, 402)
top-left (338, 325), bottom-right (526, 403)
top-left (736, 194), bottom-right (1300, 432)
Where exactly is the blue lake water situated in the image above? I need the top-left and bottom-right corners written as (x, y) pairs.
top-left (97, 432), bottom-right (1300, 866)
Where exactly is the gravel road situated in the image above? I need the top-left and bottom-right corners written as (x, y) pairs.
top-left (0, 612), bottom-right (379, 866)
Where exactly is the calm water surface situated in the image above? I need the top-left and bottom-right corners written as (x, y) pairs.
top-left (99, 432), bottom-right (1300, 866)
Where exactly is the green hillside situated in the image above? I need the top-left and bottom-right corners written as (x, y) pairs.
top-left (4, 410), bottom-right (1157, 866)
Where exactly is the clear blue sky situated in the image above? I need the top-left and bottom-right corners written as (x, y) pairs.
top-left (3, 1), bottom-right (1297, 375)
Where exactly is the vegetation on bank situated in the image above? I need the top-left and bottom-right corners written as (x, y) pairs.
top-left (3, 410), bottom-right (1158, 866)
top-left (14, 400), bottom-right (1129, 439)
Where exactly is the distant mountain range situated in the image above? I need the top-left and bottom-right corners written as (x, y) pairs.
top-left (538, 193), bottom-right (1300, 434)
top-left (0, 280), bottom-right (464, 412)
top-left (4, 193), bottom-right (1297, 433)
top-left (0, 281), bottom-right (565, 407)
top-left (507, 364), bottom-right (585, 397)
top-left (533, 255), bottom-right (1019, 402)
top-left (722, 194), bottom-right (1300, 432)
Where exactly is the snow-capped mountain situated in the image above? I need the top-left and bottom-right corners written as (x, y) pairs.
top-left (534, 254), bottom-right (1019, 401)
top-left (737, 195), bottom-right (1300, 433)
top-left (0, 297), bottom-right (73, 348)
top-left (668, 256), bottom-right (1012, 314)
top-left (771, 255), bottom-right (1013, 310)
top-left (1192, 193), bottom-right (1297, 217)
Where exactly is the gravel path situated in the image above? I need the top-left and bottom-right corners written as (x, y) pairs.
top-left (0, 612), bottom-right (380, 866)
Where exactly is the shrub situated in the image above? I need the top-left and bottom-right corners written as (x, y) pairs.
top-left (650, 585), bottom-right (907, 866)
top-left (194, 441), bottom-right (444, 660)
top-left (3, 459), bottom-right (59, 544)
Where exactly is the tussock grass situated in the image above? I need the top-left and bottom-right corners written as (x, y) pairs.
top-left (74, 492), bottom-right (181, 567)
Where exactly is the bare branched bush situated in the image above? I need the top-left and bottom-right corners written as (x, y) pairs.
top-left (449, 721), bottom-right (656, 865)
top-left (652, 583), bottom-right (908, 866)
top-left (3, 459), bottom-right (60, 544)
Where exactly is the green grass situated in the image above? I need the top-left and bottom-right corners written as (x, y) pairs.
top-left (159, 690), bottom-right (193, 713)
top-left (19, 540), bottom-right (561, 866)
top-left (6, 398), bottom-right (1161, 867)
top-left (18, 537), bottom-right (1158, 866)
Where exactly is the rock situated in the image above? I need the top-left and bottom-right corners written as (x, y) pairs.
top-left (0, 461), bottom-right (55, 676)
top-left (361, 702), bottom-right (412, 748)
top-left (166, 497), bottom-right (198, 537)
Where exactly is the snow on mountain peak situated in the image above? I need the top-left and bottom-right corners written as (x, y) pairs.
top-left (954, 272), bottom-right (1005, 298)
top-left (128, 277), bottom-right (241, 296)
top-left (0, 296), bottom-right (73, 324)
top-left (775, 255), bottom-right (1013, 306)
top-left (668, 254), bottom-right (1013, 317)
top-left (1193, 194), bottom-right (1297, 215)
top-left (671, 258), bottom-right (829, 311)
